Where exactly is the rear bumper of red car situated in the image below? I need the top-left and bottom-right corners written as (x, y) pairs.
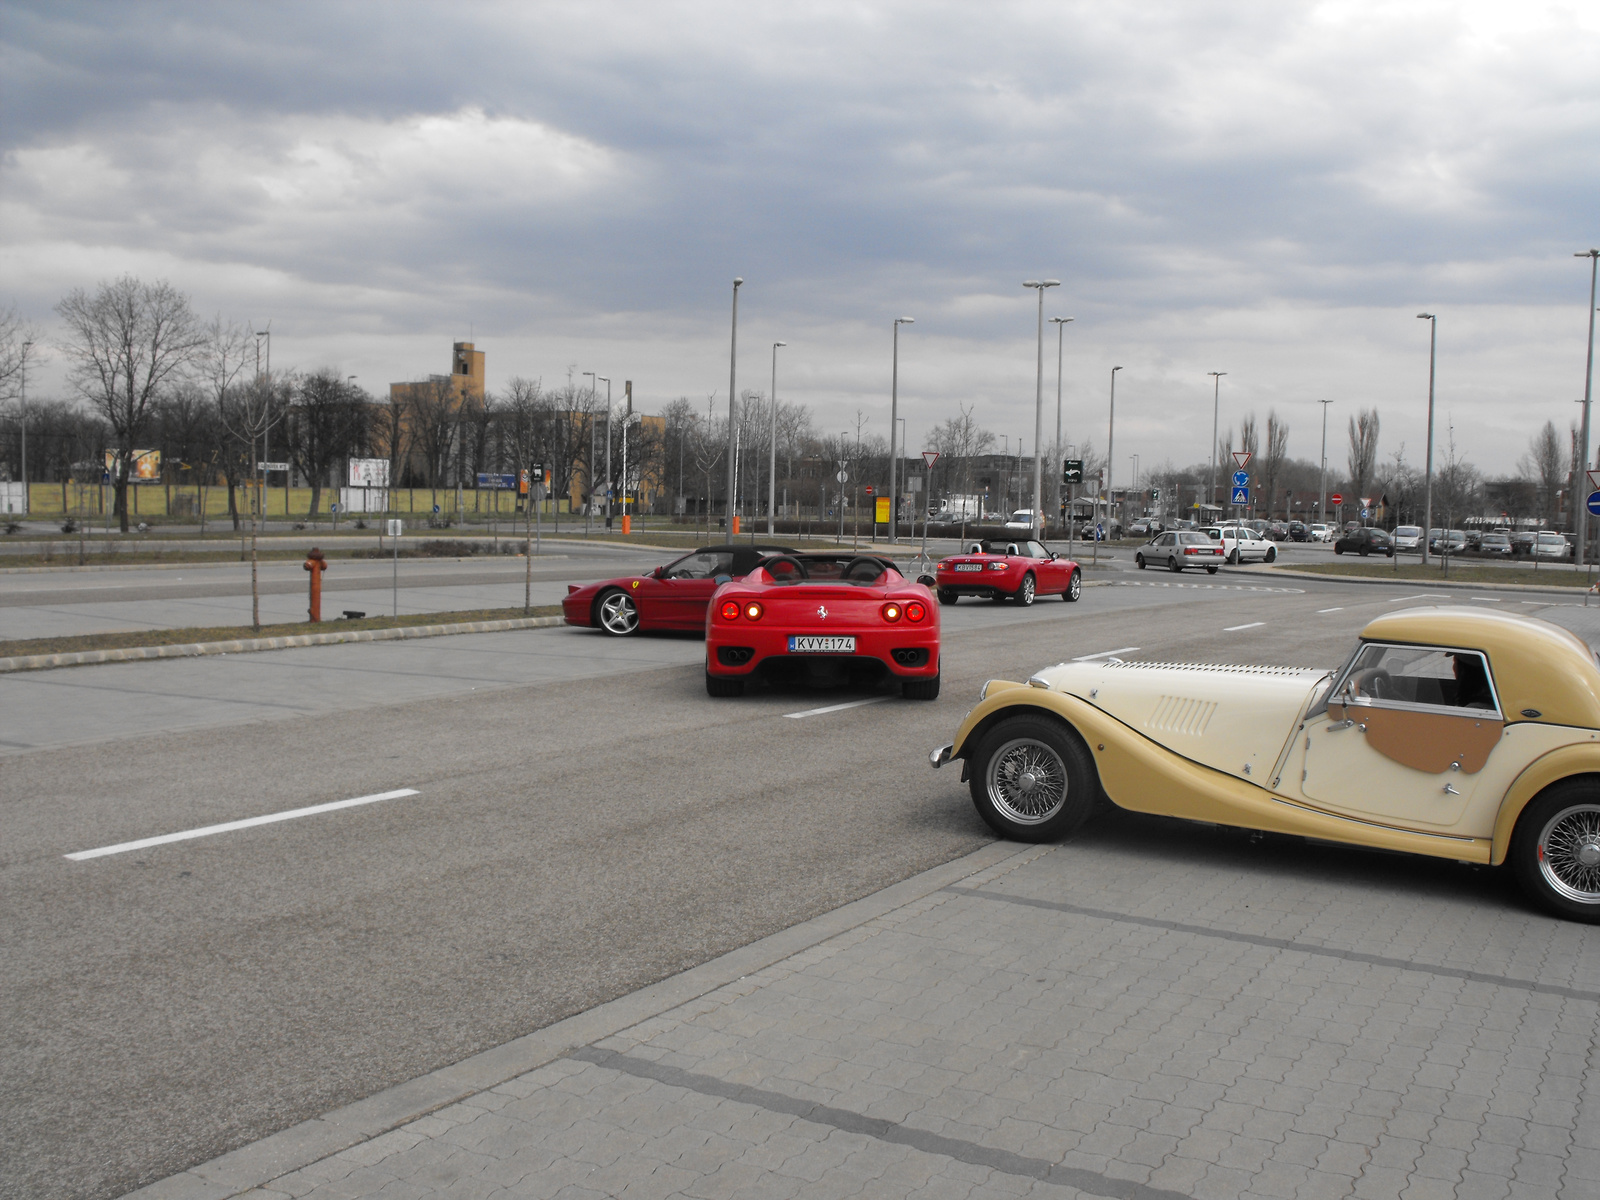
top-left (706, 627), bottom-right (940, 679)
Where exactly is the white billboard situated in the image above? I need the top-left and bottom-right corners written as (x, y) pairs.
top-left (347, 458), bottom-right (391, 487)
top-left (338, 487), bottom-right (389, 513)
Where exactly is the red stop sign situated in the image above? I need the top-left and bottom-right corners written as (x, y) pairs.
top-left (1331, 493), bottom-right (1343, 505)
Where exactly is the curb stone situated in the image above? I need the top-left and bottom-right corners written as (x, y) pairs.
top-left (0, 615), bottom-right (566, 673)
top-left (116, 841), bottom-right (1044, 1200)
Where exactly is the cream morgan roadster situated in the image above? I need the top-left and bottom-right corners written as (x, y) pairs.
top-left (930, 607), bottom-right (1600, 922)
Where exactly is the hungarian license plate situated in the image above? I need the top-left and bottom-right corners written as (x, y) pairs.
top-left (953, 563), bottom-right (982, 572)
top-left (789, 635), bottom-right (855, 653)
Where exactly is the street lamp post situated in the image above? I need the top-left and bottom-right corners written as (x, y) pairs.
top-left (581, 371), bottom-right (599, 534)
top-left (1050, 317), bottom-right (1072, 532)
top-left (726, 278), bottom-right (743, 534)
top-left (1418, 314), bottom-right (1437, 566)
top-left (1023, 281), bottom-right (1060, 538)
top-left (17, 339), bottom-right (32, 515)
top-left (1129, 455), bottom-right (1139, 503)
top-left (888, 318), bottom-right (914, 542)
top-left (1107, 366), bottom-right (1122, 535)
top-left (768, 341), bottom-right (786, 535)
top-left (1317, 399), bottom-right (1333, 531)
top-left (1207, 371), bottom-right (1226, 519)
top-left (1576, 250), bottom-right (1598, 567)
top-left (597, 377), bottom-right (612, 527)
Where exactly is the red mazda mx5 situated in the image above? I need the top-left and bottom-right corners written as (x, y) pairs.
top-left (704, 553), bottom-right (940, 699)
top-left (933, 538), bottom-right (1082, 606)
top-left (563, 544), bottom-right (794, 635)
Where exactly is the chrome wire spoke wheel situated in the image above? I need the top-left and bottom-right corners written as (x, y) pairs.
top-left (1537, 804), bottom-right (1600, 904)
top-left (985, 737), bottom-right (1068, 824)
top-left (598, 592), bottom-right (639, 635)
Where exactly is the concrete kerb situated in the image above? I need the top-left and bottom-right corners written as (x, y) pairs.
top-left (118, 839), bottom-right (1044, 1200)
top-left (1260, 564), bottom-right (1596, 597)
top-left (0, 615), bottom-right (567, 673)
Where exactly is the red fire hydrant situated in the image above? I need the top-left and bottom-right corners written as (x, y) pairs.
top-left (303, 547), bottom-right (328, 622)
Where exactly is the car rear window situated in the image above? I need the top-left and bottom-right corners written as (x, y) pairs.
top-left (1177, 532), bottom-right (1209, 545)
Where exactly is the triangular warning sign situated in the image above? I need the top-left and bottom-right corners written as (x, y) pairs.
top-left (1232, 451), bottom-right (1252, 468)
top-left (1587, 469), bottom-right (1600, 492)
top-left (1361, 497), bottom-right (1372, 509)
top-left (922, 451), bottom-right (941, 468)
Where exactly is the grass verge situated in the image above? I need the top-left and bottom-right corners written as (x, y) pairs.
top-left (1274, 561), bottom-right (1596, 588)
top-left (0, 605), bottom-right (565, 659)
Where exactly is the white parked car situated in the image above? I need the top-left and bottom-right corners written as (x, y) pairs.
top-left (1532, 532), bottom-right (1572, 561)
top-left (1003, 509), bottom-right (1041, 531)
top-left (1308, 523), bottom-right (1332, 542)
top-left (1393, 525), bottom-right (1423, 551)
top-left (1202, 524), bottom-right (1278, 564)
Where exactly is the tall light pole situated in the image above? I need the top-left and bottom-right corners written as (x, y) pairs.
top-left (1418, 314), bottom-right (1436, 566)
top-left (1207, 371), bottom-right (1226, 519)
top-left (1050, 317), bottom-right (1072, 532)
top-left (768, 341), bottom-right (786, 535)
top-left (1107, 365), bottom-right (1122, 534)
top-left (581, 371), bottom-right (598, 530)
top-left (725, 278), bottom-right (743, 534)
top-left (597, 377), bottom-right (612, 527)
top-left (888, 317), bottom-right (914, 542)
top-left (1023, 281), bottom-right (1059, 537)
top-left (1317, 399), bottom-right (1333, 529)
top-left (1576, 250), bottom-right (1598, 567)
top-left (1129, 454), bottom-right (1139, 498)
top-left (255, 329), bottom-right (271, 522)
top-left (17, 339), bottom-right (33, 515)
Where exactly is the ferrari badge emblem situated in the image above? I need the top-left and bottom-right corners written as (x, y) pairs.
top-left (631, 581), bottom-right (639, 589)
top-left (817, 605), bottom-right (829, 619)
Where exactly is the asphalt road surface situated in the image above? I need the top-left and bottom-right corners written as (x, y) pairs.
top-left (4, 567), bottom-right (1597, 1199)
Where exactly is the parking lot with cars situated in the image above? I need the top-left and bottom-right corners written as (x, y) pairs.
top-left (5, 545), bottom-right (1600, 1200)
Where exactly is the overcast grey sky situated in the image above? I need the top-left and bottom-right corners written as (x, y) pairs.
top-left (2, 0), bottom-right (1597, 478)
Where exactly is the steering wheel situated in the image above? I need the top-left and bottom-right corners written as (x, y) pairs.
top-left (763, 555), bottom-right (808, 583)
top-left (1347, 666), bottom-right (1392, 700)
top-left (841, 556), bottom-right (885, 583)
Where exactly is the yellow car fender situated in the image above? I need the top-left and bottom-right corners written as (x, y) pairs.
top-left (953, 685), bottom-right (1500, 862)
top-left (1489, 742), bottom-right (1600, 864)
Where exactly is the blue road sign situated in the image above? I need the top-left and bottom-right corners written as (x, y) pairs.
top-left (1230, 485), bottom-right (1250, 504)
top-left (476, 472), bottom-right (517, 489)
top-left (1232, 470), bottom-right (1249, 487)
top-left (433, 504), bottom-right (441, 514)
top-left (1587, 490), bottom-right (1600, 517)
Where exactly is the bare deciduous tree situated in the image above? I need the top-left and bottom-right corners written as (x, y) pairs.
top-left (1347, 408), bottom-right (1380, 515)
top-left (287, 370), bottom-right (369, 516)
top-left (55, 276), bottom-right (205, 531)
top-left (1519, 419), bottom-right (1566, 531)
top-left (1261, 410), bottom-right (1289, 518)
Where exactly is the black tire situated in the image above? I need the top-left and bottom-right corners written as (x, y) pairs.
top-left (1167, 555), bottom-right (1182, 573)
top-left (1064, 569), bottom-right (1082, 602)
top-left (1135, 553), bottom-right (1146, 570)
top-left (1015, 573), bottom-right (1036, 606)
top-left (967, 714), bottom-right (1098, 841)
top-left (1509, 783), bottom-right (1600, 923)
top-left (938, 588), bottom-right (958, 606)
top-left (1265, 547), bottom-right (1277, 563)
top-left (902, 670), bottom-right (941, 700)
top-left (1359, 545), bottom-right (1369, 557)
top-left (1205, 565), bottom-right (1218, 574)
top-left (596, 589), bottom-right (640, 636)
top-left (1227, 548), bottom-right (1240, 565)
top-left (705, 672), bottom-right (745, 697)
top-left (1334, 545), bottom-right (1344, 555)
top-left (1387, 549), bottom-right (1394, 558)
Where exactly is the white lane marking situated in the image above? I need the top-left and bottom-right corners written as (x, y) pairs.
top-left (1317, 607), bottom-right (1343, 613)
top-left (1224, 622), bottom-right (1265, 631)
top-left (1072, 646), bottom-right (1140, 661)
top-left (1388, 593), bottom-right (1448, 603)
top-left (1114, 581), bottom-right (1303, 594)
top-left (65, 789), bottom-right (421, 861)
top-left (785, 696), bottom-right (893, 719)
top-left (1470, 596), bottom-right (1503, 602)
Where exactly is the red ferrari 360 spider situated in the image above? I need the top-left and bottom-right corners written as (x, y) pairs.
top-left (704, 553), bottom-right (941, 699)
top-left (563, 544), bottom-right (794, 635)
top-left (934, 538), bottom-right (1082, 606)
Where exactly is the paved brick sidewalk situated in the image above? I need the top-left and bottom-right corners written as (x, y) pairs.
top-left (129, 832), bottom-right (1600, 1200)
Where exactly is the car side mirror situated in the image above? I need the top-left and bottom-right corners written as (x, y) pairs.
top-left (652, 565), bottom-right (664, 578)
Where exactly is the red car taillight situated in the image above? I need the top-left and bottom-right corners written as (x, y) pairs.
top-left (905, 601), bottom-right (926, 622)
top-left (882, 602), bottom-right (903, 622)
top-left (988, 561), bottom-right (1008, 571)
top-left (744, 602), bottom-right (763, 620)
top-left (1185, 546), bottom-right (1197, 555)
top-left (719, 601), bottom-right (740, 620)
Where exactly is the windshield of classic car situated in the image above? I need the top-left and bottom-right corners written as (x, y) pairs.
top-left (1315, 642), bottom-right (1500, 715)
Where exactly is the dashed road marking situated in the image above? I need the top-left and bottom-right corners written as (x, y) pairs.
top-left (1388, 593), bottom-right (1449, 603)
top-left (1470, 596), bottom-right (1503, 602)
top-left (785, 696), bottom-right (893, 719)
top-left (66, 788), bottom-right (421, 861)
top-left (1224, 622), bottom-right (1265, 631)
top-left (1317, 607), bottom-right (1343, 613)
top-left (1072, 646), bottom-right (1140, 661)
top-left (1113, 581), bottom-right (1303, 594)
